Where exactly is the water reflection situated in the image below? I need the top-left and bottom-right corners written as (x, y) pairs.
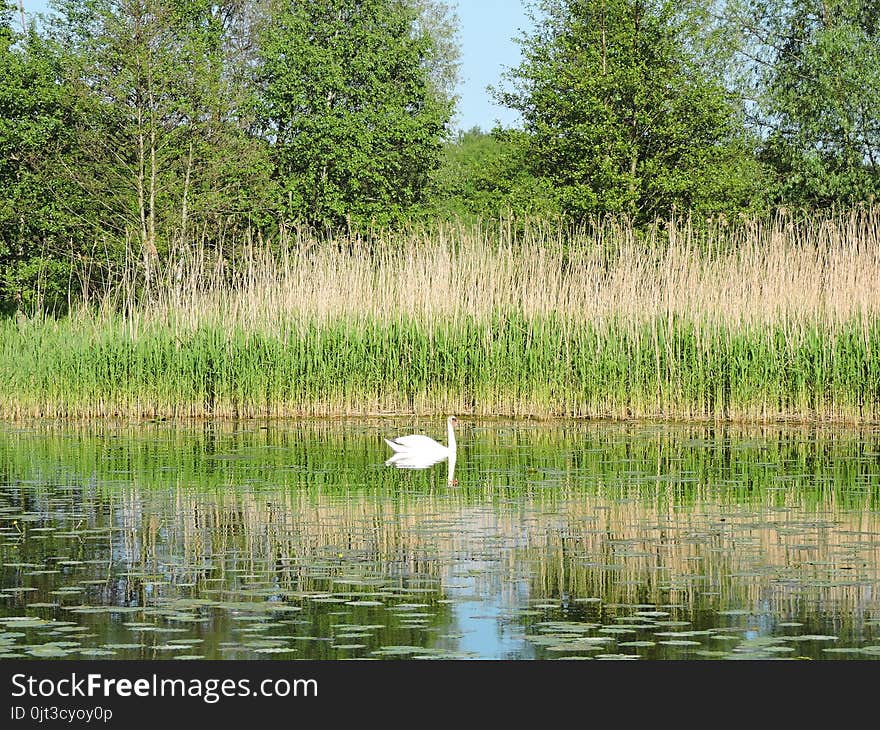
top-left (1, 419), bottom-right (880, 659)
top-left (385, 450), bottom-right (456, 485)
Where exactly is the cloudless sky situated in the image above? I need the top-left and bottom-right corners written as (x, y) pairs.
top-left (450, 1), bottom-right (532, 131)
top-left (19, 0), bottom-right (532, 132)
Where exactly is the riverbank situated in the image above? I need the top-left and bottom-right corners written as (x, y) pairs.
top-left (2, 214), bottom-right (879, 422)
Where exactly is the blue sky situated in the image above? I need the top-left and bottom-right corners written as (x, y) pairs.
top-left (451, 1), bottom-right (532, 131)
top-left (19, 0), bottom-right (533, 132)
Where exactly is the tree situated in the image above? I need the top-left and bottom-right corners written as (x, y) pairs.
top-left (409, 0), bottom-right (461, 103)
top-left (735, 0), bottom-right (880, 207)
top-left (47, 0), bottom-right (275, 270)
top-left (257, 0), bottom-right (455, 228)
top-left (0, 5), bottom-right (80, 312)
top-left (427, 126), bottom-right (559, 219)
top-left (495, 0), bottom-right (769, 221)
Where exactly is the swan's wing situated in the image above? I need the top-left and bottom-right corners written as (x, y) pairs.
top-left (386, 434), bottom-right (442, 451)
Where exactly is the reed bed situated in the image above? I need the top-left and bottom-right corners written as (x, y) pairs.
top-left (2, 210), bottom-right (880, 421)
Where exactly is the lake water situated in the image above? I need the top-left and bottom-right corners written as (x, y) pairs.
top-left (2, 418), bottom-right (880, 660)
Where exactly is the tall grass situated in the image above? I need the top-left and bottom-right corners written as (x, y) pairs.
top-left (2, 210), bottom-right (880, 421)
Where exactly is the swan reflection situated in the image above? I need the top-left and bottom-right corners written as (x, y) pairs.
top-left (385, 450), bottom-right (457, 485)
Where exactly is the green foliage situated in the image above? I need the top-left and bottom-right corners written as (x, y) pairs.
top-left (1, 255), bottom-right (74, 314)
top-left (425, 127), bottom-right (560, 220)
top-left (495, 0), bottom-right (771, 221)
top-left (738, 0), bottom-right (880, 207)
top-left (257, 0), bottom-right (454, 228)
top-left (0, 6), bottom-right (82, 312)
top-left (47, 0), bottom-right (276, 252)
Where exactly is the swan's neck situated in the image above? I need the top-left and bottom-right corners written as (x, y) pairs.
top-left (447, 420), bottom-right (457, 453)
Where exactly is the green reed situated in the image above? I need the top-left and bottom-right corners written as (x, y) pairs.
top-left (3, 311), bottom-right (879, 421)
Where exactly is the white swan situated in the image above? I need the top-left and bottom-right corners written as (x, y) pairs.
top-left (384, 416), bottom-right (458, 463)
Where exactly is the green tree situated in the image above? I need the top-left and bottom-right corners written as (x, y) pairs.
top-left (736, 0), bottom-right (880, 207)
top-left (495, 0), bottom-right (769, 221)
top-left (47, 0), bottom-right (274, 271)
top-left (0, 5), bottom-right (81, 312)
top-left (427, 126), bottom-right (559, 219)
top-left (257, 0), bottom-right (455, 228)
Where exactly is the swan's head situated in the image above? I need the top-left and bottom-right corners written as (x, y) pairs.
top-left (447, 415), bottom-right (458, 427)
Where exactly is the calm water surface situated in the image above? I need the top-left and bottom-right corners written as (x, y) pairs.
top-left (2, 419), bottom-right (880, 660)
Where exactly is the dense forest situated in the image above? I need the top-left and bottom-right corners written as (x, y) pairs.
top-left (1, 0), bottom-right (877, 314)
